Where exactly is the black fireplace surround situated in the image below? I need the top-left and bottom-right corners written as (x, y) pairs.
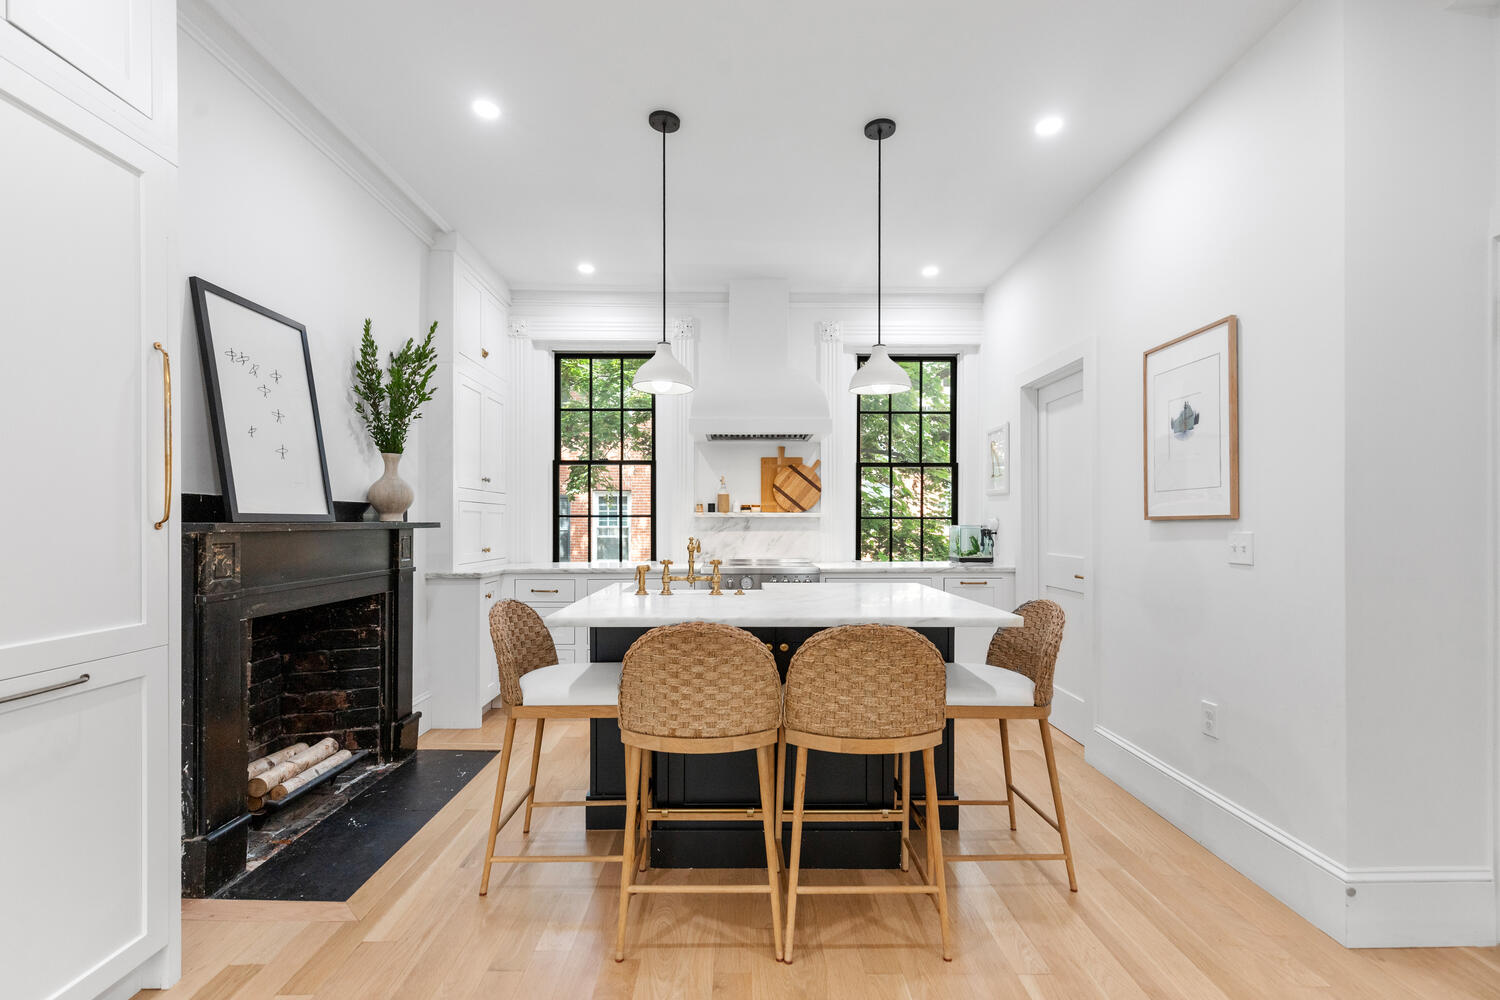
top-left (180, 494), bottom-right (436, 896)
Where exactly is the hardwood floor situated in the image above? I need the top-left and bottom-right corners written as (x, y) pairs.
top-left (138, 712), bottom-right (1500, 1000)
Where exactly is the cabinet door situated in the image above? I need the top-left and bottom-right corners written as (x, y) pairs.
top-left (454, 269), bottom-right (484, 365)
top-left (455, 504), bottom-right (483, 565)
top-left (476, 578), bottom-right (501, 705)
top-left (454, 376), bottom-right (483, 492)
top-left (0, 648), bottom-right (172, 1000)
top-left (6, 0), bottom-right (153, 113)
top-left (480, 505), bottom-right (507, 561)
top-left (479, 290), bottom-right (505, 373)
top-left (480, 387), bottom-right (504, 493)
top-left (0, 79), bottom-right (172, 682)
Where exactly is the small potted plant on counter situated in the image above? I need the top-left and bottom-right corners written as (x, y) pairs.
top-left (352, 319), bottom-right (438, 520)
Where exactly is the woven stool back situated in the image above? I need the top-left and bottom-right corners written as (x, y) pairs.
top-left (488, 599), bottom-right (559, 707)
top-left (619, 622), bottom-right (781, 739)
top-left (987, 599), bottom-right (1066, 707)
top-left (784, 624), bottom-right (945, 740)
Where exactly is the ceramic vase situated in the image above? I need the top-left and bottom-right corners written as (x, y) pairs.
top-left (368, 452), bottom-right (414, 521)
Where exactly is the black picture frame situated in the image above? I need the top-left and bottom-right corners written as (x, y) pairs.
top-left (189, 276), bottom-right (335, 522)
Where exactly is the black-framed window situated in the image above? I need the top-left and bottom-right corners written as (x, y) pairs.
top-left (554, 354), bottom-right (655, 562)
top-left (856, 356), bottom-right (957, 561)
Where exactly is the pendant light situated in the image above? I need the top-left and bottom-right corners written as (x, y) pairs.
top-left (632, 109), bottom-right (694, 395)
top-left (849, 117), bottom-right (912, 396)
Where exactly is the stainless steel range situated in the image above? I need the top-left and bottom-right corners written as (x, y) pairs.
top-left (714, 558), bottom-right (820, 590)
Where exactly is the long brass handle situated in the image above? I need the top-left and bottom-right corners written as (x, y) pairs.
top-left (959, 581), bottom-right (986, 586)
top-left (531, 588), bottom-right (558, 594)
top-left (1074, 574), bottom-right (1085, 580)
top-left (0, 673), bottom-right (89, 707)
top-left (153, 342), bottom-right (171, 530)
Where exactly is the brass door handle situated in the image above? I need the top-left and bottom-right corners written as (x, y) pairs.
top-left (153, 342), bottom-right (171, 530)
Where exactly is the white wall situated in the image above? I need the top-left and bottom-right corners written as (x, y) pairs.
top-left (177, 28), bottom-right (437, 700)
top-left (981, 0), bottom-right (1497, 946)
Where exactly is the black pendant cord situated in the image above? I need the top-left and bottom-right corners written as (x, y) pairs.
top-left (666, 124), bottom-right (672, 347)
top-left (876, 132), bottom-right (883, 348)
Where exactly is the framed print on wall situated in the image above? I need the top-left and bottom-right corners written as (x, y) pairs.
top-left (986, 423), bottom-right (1010, 495)
top-left (189, 277), bottom-right (335, 522)
top-left (1143, 315), bottom-right (1239, 520)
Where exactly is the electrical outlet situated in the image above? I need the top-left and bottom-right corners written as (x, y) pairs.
top-left (1228, 531), bottom-right (1254, 566)
top-left (1201, 700), bottom-right (1219, 740)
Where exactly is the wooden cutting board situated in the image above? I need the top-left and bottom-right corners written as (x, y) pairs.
top-left (760, 446), bottom-right (800, 512)
top-left (773, 459), bottom-right (822, 512)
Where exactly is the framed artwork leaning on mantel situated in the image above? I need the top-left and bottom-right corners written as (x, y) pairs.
top-left (1142, 315), bottom-right (1239, 520)
top-left (189, 276), bottom-right (335, 522)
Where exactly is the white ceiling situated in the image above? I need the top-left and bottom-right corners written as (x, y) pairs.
top-left (209, 0), bottom-right (1298, 293)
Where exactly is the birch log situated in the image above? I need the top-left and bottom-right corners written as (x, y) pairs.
top-left (269, 749), bottom-right (354, 801)
top-left (247, 737), bottom-right (340, 797)
top-left (247, 742), bottom-right (310, 780)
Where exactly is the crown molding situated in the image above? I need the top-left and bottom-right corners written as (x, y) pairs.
top-left (180, 0), bottom-right (450, 246)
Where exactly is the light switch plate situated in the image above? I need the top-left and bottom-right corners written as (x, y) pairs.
top-left (1228, 531), bottom-right (1254, 566)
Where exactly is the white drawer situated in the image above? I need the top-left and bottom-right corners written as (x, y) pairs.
top-left (548, 626), bottom-right (579, 649)
top-left (514, 577), bottom-right (575, 602)
top-left (944, 577), bottom-right (998, 606)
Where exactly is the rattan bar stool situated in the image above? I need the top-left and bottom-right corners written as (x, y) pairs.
top-left (478, 600), bottom-right (625, 895)
top-left (930, 599), bottom-right (1076, 890)
top-left (614, 622), bottom-right (784, 961)
top-left (782, 624), bottom-right (952, 963)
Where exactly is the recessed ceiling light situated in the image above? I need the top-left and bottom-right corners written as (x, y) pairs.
top-left (471, 98), bottom-right (501, 121)
top-left (1034, 114), bottom-right (1065, 138)
top-left (921, 265), bottom-right (940, 278)
top-left (577, 262), bottom-right (596, 275)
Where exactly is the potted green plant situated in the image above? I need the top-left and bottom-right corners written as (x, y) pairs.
top-left (352, 319), bottom-right (438, 520)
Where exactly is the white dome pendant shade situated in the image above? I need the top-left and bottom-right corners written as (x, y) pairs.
top-left (633, 341), bottom-right (694, 395)
top-left (850, 344), bottom-right (912, 395)
top-left (632, 109), bottom-right (694, 396)
top-left (849, 117), bottom-right (910, 396)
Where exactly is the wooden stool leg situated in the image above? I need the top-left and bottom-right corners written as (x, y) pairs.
top-left (755, 745), bottom-right (784, 960)
top-left (922, 746), bottom-right (952, 961)
top-left (614, 744), bottom-right (641, 961)
top-left (1039, 720), bottom-right (1078, 892)
top-left (638, 749), bottom-right (652, 872)
top-left (774, 729), bottom-right (787, 854)
top-left (783, 745), bottom-right (809, 964)
top-left (479, 715), bottom-right (518, 895)
top-left (522, 717), bottom-right (545, 834)
top-left (900, 751), bottom-right (911, 872)
top-left (998, 718), bottom-right (1017, 831)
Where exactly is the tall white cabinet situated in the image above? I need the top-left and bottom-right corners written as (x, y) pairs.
top-left (424, 234), bottom-right (513, 572)
top-left (0, 3), bottom-right (180, 998)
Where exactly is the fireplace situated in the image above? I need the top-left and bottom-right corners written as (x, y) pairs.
top-left (181, 496), bottom-right (436, 896)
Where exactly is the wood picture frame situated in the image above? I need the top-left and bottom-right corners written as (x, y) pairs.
top-left (189, 277), bottom-right (335, 522)
top-left (1142, 315), bottom-right (1239, 520)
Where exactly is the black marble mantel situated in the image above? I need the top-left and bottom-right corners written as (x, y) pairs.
top-left (180, 496), bottom-right (437, 896)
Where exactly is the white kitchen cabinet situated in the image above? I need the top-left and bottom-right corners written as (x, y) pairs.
top-left (945, 574), bottom-right (1017, 663)
top-left (0, 23), bottom-right (179, 995)
top-left (424, 236), bottom-right (512, 572)
top-left (423, 576), bottom-right (503, 728)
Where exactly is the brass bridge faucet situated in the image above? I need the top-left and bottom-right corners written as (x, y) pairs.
top-left (657, 537), bottom-right (722, 595)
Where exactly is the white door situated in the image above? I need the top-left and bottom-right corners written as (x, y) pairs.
top-left (1036, 372), bottom-right (1090, 740)
top-left (0, 56), bottom-right (177, 998)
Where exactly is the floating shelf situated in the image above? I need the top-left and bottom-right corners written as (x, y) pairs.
top-left (691, 511), bottom-right (821, 519)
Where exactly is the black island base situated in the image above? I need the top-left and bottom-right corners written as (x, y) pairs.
top-left (587, 626), bottom-right (959, 869)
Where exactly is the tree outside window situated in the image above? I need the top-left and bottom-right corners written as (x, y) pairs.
top-left (856, 357), bottom-right (957, 561)
top-left (555, 355), bottom-right (655, 561)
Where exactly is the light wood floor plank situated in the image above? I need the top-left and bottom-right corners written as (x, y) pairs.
top-left (133, 708), bottom-right (1499, 1000)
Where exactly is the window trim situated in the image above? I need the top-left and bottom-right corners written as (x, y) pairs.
top-left (853, 354), bottom-right (959, 562)
top-left (552, 352), bottom-right (656, 562)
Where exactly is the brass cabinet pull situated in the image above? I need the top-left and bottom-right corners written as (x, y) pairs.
top-left (0, 673), bottom-right (89, 707)
top-left (1074, 574), bottom-right (1085, 580)
top-left (480, 476), bottom-right (491, 483)
top-left (481, 348), bottom-right (490, 358)
top-left (153, 342), bottom-right (172, 530)
top-left (481, 546), bottom-right (492, 554)
top-left (484, 592), bottom-right (493, 599)
top-left (764, 642), bottom-right (773, 652)
top-left (778, 643), bottom-right (789, 653)
top-left (531, 588), bottom-right (558, 594)
top-left (959, 581), bottom-right (986, 586)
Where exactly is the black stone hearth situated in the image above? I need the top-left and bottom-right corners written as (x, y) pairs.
top-left (181, 497), bottom-right (436, 897)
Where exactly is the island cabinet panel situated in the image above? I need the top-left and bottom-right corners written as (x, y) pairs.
top-left (586, 625), bottom-right (957, 869)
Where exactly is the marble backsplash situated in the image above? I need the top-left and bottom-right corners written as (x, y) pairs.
top-left (691, 516), bottom-right (824, 562)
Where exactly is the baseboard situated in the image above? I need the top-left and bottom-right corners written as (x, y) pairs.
top-left (412, 691), bottom-right (432, 734)
top-left (1088, 726), bottom-right (1496, 948)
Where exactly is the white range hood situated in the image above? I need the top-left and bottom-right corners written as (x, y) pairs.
top-left (688, 280), bottom-right (833, 442)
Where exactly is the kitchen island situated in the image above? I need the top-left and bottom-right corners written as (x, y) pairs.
top-left (546, 581), bottom-right (1020, 868)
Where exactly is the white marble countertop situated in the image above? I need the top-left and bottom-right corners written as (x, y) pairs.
top-left (430, 560), bottom-right (1014, 580)
top-left (545, 580), bottom-right (1021, 629)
